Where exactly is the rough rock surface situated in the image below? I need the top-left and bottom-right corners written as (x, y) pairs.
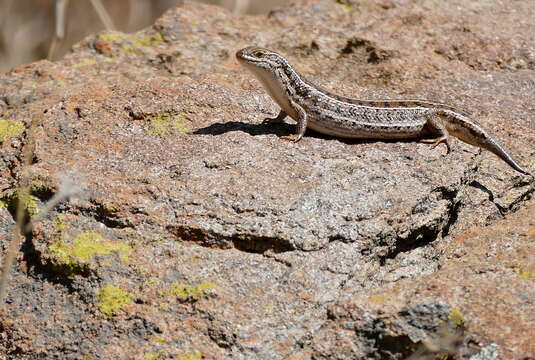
top-left (0, 0), bottom-right (534, 359)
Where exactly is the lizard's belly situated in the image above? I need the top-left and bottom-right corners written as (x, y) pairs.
top-left (306, 115), bottom-right (428, 139)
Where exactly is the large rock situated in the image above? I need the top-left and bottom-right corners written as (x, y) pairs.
top-left (0, 0), bottom-right (533, 359)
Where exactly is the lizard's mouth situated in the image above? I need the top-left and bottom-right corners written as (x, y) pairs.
top-left (236, 46), bottom-right (265, 65)
top-left (235, 48), bottom-right (247, 61)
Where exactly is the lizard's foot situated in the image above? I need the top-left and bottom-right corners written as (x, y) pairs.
top-left (420, 136), bottom-right (451, 154)
top-left (280, 134), bottom-right (302, 142)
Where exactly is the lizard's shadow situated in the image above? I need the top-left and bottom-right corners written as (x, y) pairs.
top-left (192, 121), bottom-right (291, 138)
top-left (192, 120), bottom-right (418, 145)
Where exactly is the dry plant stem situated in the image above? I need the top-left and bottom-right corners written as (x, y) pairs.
top-left (0, 0), bottom-right (14, 30)
top-left (47, 37), bottom-right (59, 61)
top-left (0, 173), bottom-right (81, 308)
top-left (54, 0), bottom-right (68, 39)
top-left (48, 0), bottom-right (68, 61)
top-left (232, 0), bottom-right (250, 14)
top-left (90, 0), bottom-right (116, 30)
top-left (0, 118), bottom-right (35, 309)
top-left (0, 185), bottom-right (29, 310)
top-left (0, 112), bottom-right (81, 307)
top-left (24, 191), bottom-right (75, 233)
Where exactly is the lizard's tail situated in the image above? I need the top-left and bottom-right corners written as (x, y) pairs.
top-left (438, 109), bottom-right (531, 176)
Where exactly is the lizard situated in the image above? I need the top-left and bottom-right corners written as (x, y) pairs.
top-left (236, 46), bottom-right (531, 176)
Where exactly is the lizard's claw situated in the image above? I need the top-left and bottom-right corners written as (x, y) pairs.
top-left (420, 136), bottom-right (451, 154)
top-left (281, 134), bottom-right (302, 142)
top-left (263, 117), bottom-right (283, 125)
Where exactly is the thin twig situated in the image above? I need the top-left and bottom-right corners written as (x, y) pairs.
top-left (24, 178), bottom-right (82, 233)
top-left (89, 0), bottom-right (116, 30)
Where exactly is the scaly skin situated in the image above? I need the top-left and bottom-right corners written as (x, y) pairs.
top-left (236, 46), bottom-right (531, 175)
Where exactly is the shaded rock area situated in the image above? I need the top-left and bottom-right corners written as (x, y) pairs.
top-left (0, 0), bottom-right (534, 359)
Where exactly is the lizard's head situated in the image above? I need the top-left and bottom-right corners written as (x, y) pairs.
top-left (236, 46), bottom-right (288, 71)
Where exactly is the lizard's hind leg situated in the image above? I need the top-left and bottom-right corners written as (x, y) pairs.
top-left (420, 117), bottom-right (452, 154)
top-left (263, 109), bottom-right (287, 124)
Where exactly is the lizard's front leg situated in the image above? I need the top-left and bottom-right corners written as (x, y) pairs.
top-left (281, 100), bottom-right (307, 142)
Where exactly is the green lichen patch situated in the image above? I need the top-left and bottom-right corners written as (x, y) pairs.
top-left (169, 282), bottom-right (217, 301)
top-left (178, 351), bottom-right (202, 360)
top-left (97, 284), bottom-right (133, 317)
top-left (1, 188), bottom-right (39, 218)
top-left (53, 215), bottom-right (69, 234)
top-left (97, 31), bottom-right (164, 56)
top-left (131, 32), bottom-right (164, 47)
top-left (102, 202), bottom-right (120, 215)
top-left (98, 32), bottom-right (125, 43)
top-left (141, 351), bottom-right (164, 360)
top-left (144, 112), bottom-right (189, 136)
top-left (72, 57), bottom-right (97, 68)
top-left (22, 80), bottom-right (38, 89)
top-left (30, 174), bottom-right (54, 198)
top-left (48, 232), bottom-right (132, 275)
top-left (0, 119), bottom-right (25, 143)
top-left (336, 0), bottom-right (359, 12)
top-left (448, 307), bottom-right (466, 328)
top-left (518, 270), bottom-right (533, 281)
top-left (368, 295), bottom-right (394, 304)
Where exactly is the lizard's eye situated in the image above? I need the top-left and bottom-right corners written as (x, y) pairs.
top-left (253, 50), bottom-right (264, 58)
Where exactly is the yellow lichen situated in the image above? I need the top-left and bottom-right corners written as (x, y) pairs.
top-left (97, 31), bottom-right (163, 55)
top-left (30, 174), bottom-right (53, 195)
top-left (22, 81), bottom-right (38, 89)
top-left (2, 189), bottom-right (39, 217)
top-left (169, 282), bottom-right (217, 300)
top-left (518, 270), bottom-right (533, 281)
top-left (145, 113), bottom-right (189, 136)
top-left (49, 232), bottom-right (132, 275)
top-left (178, 351), bottom-right (202, 360)
top-left (448, 307), bottom-right (465, 328)
top-left (53, 215), bottom-right (69, 235)
top-left (97, 284), bottom-right (133, 317)
top-left (72, 58), bottom-right (97, 68)
top-left (336, 0), bottom-right (358, 12)
top-left (130, 32), bottom-right (164, 47)
top-left (0, 119), bottom-right (25, 143)
top-left (98, 32), bottom-right (124, 43)
top-left (19, 191), bottom-right (38, 217)
top-left (369, 295), bottom-right (392, 304)
top-left (142, 351), bottom-right (163, 360)
top-left (103, 203), bottom-right (119, 214)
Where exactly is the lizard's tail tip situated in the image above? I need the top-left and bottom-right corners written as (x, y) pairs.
top-left (516, 167), bottom-right (532, 176)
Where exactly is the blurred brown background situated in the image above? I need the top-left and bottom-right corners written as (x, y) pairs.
top-left (0, 0), bottom-right (285, 73)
